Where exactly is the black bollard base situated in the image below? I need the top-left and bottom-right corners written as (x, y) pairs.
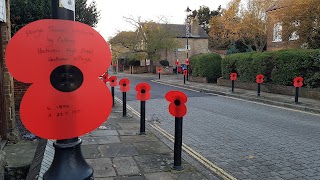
top-left (172, 165), bottom-right (184, 171)
top-left (43, 138), bottom-right (93, 180)
top-left (139, 132), bottom-right (146, 135)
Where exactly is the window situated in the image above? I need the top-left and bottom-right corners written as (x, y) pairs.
top-left (273, 22), bottom-right (282, 42)
top-left (289, 21), bottom-right (299, 41)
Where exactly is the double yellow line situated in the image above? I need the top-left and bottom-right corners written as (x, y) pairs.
top-left (115, 97), bottom-right (236, 180)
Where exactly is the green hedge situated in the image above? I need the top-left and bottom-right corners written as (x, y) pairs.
top-left (190, 53), bottom-right (222, 82)
top-left (222, 49), bottom-right (320, 88)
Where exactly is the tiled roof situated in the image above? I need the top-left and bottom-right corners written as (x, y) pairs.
top-left (266, 0), bottom-right (289, 12)
top-left (158, 23), bottom-right (209, 39)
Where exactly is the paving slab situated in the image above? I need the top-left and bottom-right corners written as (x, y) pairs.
top-left (81, 136), bottom-right (121, 145)
top-left (86, 158), bottom-right (116, 178)
top-left (99, 143), bottom-right (139, 158)
top-left (113, 157), bottom-right (140, 176)
top-left (133, 141), bottom-right (172, 155)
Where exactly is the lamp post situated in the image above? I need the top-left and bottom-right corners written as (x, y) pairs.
top-left (185, 7), bottom-right (191, 81)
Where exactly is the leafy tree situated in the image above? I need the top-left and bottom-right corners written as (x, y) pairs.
top-left (191, 5), bottom-right (221, 33)
top-left (279, 0), bottom-right (320, 49)
top-left (109, 18), bottom-right (179, 70)
top-left (10, 0), bottom-right (100, 36)
top-left (209, 0), bottom-right (276, 51)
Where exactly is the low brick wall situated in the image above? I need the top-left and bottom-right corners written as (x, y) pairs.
top-left (124, 66), bottom-right (148, 74)
top-left (190, 76), bottom-right (208, 83)
top-left (217, 78), bottom-right (320, 100)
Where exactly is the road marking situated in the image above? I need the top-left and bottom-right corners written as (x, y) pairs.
top-left (152, 80), bottom-right (320, 117)
top-left (114, 97), bottom-right (237, 180)
top-left (151, 80), bottom-right (200, 92)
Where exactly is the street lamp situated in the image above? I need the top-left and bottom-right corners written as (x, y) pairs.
top-left (185, 7), bottom-right (191, 81)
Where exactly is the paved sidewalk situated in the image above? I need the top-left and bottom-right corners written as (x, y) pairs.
top-left (80, 104), bottom-right (211, 180)
top-left (30, 103), bottom-right (215, 180)
top-left (122, 73), bottom-right (320, 114)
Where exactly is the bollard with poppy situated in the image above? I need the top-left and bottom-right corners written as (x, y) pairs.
top-left (185, 59), bottom-right (189, 81)
top-left (158, 68), bottom-right (162, 80)
top-left (109, 76), bottom-right (118, 107)
top-left (293, 77), bottom-right (303, 103)
top-left (183, 70), bottom-right (188, 84)
top-left (230, 73), bottom-right (237, 93)
top-left (101, 72), bottom-right (108, 84)
top-left (119, 78), bottom-right (130, 116)
top-left (256, 74), bottom-right (264, 96)
top-left (136, 83), bottom-right (151, 135)
top-left (176, 60), bottom-right (179, 77)
top-left (165, 91), bottom-right (188, 171)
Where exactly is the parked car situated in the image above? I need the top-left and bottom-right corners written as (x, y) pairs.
top-left (173, 64), bottom-right (188, 73)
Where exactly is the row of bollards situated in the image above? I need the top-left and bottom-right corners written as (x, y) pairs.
top-left (103, 75), bottom-right (188, 171)
top-left (229, 73), bottom-right (304, 103)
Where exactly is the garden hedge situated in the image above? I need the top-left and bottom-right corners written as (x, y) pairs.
top-left (222, 49), bottom-right (320, 88)
top-left (190, 53), bottom-right (222, 82)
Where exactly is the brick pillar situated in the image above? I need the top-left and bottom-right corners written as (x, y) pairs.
top-left (0, 0), bottom-right (18, 141)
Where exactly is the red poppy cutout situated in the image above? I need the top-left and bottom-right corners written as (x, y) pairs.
top-left (102, 73), bottom-right (108, 83)
top-left (158, 68), bottom-right (162, 73)
top-left (119, 78), bottom-right (130, 92)
top-left (113, 64), bottom-right (117, 67)
top-left (294, 77), bottom-right (303, 87)
top-left (136, 83), bottom-right (151, 101)
top-left (185, 59), bottom-right (189, 66)
top-left (230, 73), bottom-right (237, 81)
top-left (109, 76), bottom-right (118, 87)
top-left (165, 91), bottom-right (188, 118)
top-left (256, 74), bottom-right (264, 84)
top-left (183, 70), bottom-right (188, 76)
top-left (5, 19), bottom-right (112, 139)
top-left (176, 61), bottom-right (179, 66)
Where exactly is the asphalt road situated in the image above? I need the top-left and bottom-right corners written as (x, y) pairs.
top-left (112, 75), bottom-right (320, 180)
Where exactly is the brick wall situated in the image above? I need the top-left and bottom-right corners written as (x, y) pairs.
top-left (13, 80), bottom-right (30, 110)
top-left (0, 0), bottom-right (17, 140)
top-left (162, 38), bottom-right (209, 66)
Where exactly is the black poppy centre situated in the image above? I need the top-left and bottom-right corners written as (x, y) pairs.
top-left (50, 64), bottom-right (83, 92)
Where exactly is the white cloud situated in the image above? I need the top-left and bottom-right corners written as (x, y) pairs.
top-left (87, 0), bottom-right (230, 40)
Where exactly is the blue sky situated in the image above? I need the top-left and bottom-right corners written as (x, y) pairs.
top-left (88, 0), bottom-right (230, 40)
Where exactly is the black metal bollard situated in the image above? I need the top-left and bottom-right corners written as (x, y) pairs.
top-left (184, 75), bottom-right (186, 84)
top-left (257, 83), bottom-right (261, 96)
top-left (295, 87), bottom-right (299, 103)
top-left (140, 101), bottom-right (146, 135)
top-left (123, 92), bottom-right (127, 116)
top-left (186, 65), bottom-right (189, 81)
top-left (173, 117), bottom-right (183, 170)
top-left (111, 87), bottom-right (115, 107)
top-left (159, 73), bottom-right (161, 80)
top-left (231, 80), bottom-right (235, 93)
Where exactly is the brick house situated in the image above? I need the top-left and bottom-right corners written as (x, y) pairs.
top-left (158, 17), bottom-right (210, 66)
top-left (0, 0), bottom-right (16, 141)
top-left (266, 0), bottom-right (298, 51)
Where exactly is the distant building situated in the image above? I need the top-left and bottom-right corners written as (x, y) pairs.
top-left (266, 0), bottom-right (298, 51)
top-left (158, 17), bottom-right (210, 66)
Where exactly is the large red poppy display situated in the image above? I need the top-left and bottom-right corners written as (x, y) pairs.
top-left (136, 83), bottom-right (151, 101)
top-left (294, 77), bottom-right (303, 87)
top-left (5, 19), bottom-right (112, 139)
top-left (256, 74), bottom-right (264, 84)
top-left (119, 78), bottom-right (130, 92)
top-left (165, 91), bottom-right (187, 118)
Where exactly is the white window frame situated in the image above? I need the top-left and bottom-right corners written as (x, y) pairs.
top-left (273, 22), bottom-right (282, 42)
